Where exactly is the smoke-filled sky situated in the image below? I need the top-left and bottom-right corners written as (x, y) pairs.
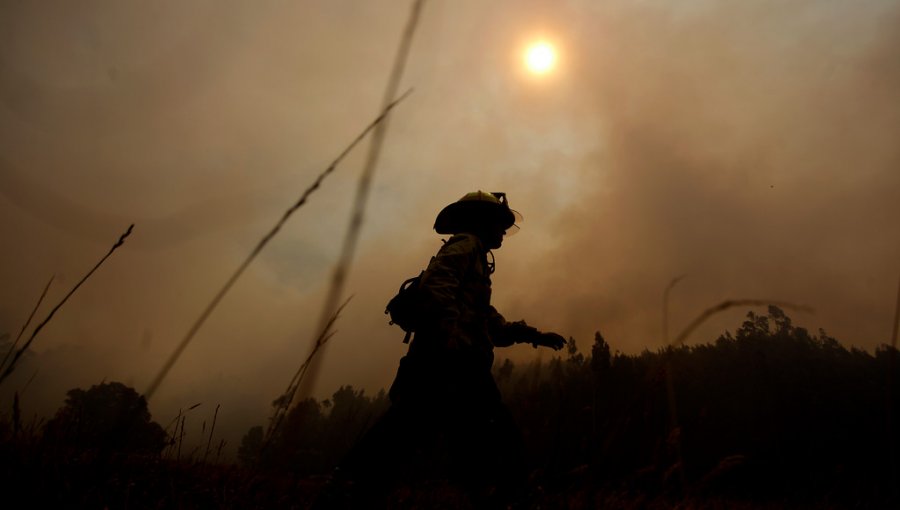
top-left (2, 0), bottom-right (899, 454)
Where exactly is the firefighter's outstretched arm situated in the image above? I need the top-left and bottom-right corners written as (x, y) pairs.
top-left (488, 308), bottom-right (566, 350)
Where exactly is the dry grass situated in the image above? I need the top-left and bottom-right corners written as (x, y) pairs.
top-left (143, 89), bottom-right (413, 400)
top-left (0, 275), bottom-right (53, 376)
top-left (264, 296), bottom-right (353, 450)
top-left (0, 224), bottom-right (133, 386)
top-left (294, 0), bottom-right (425, 402)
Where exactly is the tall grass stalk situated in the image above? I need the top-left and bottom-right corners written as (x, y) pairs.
top-left (163, 409), bottom-right (183, 458)
top-left (296, 0), bottom-right (425, 402)
top-left (0, 225), bottom-right (134, 386)
top-left (164, 409), bottom-right (183, 436)
top-left (670, 299), bottom-right (813, 348)
top-left (663, 296), bottom-right (812, 494)
top-left (661, 275), bottom-right (686, 348)
top-left (143, 90), bottom-right (413, 401)
top-left (177, 415), bottom-right (186, 460)
top-left (204, 403), bottom-right (220, 462)
top-left (215, 439), bottom-right (226, 462)
top-left (264, 297), bottom-right (352, 449)
top-left (162, 403), bottom-right (202, 459)
top-left (0, 276), bottom-right (53, 375)
top-left (19, 369), bottom-right (38, 396)
top-left (661, 275), bottom-right (686, 490)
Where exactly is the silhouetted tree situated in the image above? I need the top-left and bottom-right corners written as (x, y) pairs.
top-left (238, 425), bottom-right (263, 467)
top-left (566, 336), bottom-right (585, 366)
top-left (494, 358), bottom-right (515, 384)
top-left (249, 385), bottom-right (388, 474)
top-left (44, 381), bottom-right (166, 455)
top-left (591, 331), bottom-right (611, 374)
top-left (235, 308), bottom-right (899, 506)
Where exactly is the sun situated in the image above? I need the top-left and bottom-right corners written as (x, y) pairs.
top-left (524, 41), bottom-right (556, 74)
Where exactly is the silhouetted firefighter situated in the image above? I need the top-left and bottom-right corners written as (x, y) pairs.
top-left (330, 191), bottom-right (566, 507)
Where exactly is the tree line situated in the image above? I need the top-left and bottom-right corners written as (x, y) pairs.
top-left (2, 306), bottom-right (897, 506)
top-left (244, 306), bottom-right (899, 504)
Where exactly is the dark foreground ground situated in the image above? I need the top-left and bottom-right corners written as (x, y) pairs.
top-left (2, 430), bottom-right (896, 509)
top-left (2, 308), bottom-right (898, 508)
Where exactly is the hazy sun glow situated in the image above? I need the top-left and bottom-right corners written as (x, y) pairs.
top-left (524, 41), bottom-right (556, 74)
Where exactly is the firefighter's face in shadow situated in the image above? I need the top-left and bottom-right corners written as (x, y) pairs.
top-left (475, 223), bottom-right (506, 250)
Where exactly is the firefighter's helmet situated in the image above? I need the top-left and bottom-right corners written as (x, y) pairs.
top-left (433, 191), bottom-right (522, 235)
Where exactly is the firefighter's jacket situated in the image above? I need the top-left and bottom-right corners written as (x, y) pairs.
top-left (409, 233), bottom-right (536, 368)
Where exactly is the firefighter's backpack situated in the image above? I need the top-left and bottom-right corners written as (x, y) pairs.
top-left (384, 271), bottom-right (424, 344)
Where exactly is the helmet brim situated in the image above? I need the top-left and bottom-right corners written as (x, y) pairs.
top-left (434, 200), bottom-right (518, 235)
top-left (505, 209), bottom-right (523, 237)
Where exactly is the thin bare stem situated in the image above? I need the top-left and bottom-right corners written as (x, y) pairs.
top-left (0, 225), bottom-right (134, 386)
top-left (264, 297), bottom-right (352, 449)
top-left (670, 299), bottom-right (814, 348)
top-left (0, 276), bottom-right (54, 375)
top-left (296, 0), bottom-right (425, 402)
top-left (661, 274), bottom-right (686, 491)
top-left (164, 409), bottom-right (184, 435)
top-left (175, 416), bottom-right (187, 460)
top-left (204, 403), bottom-right (220, 462)
top-left (216, 439), bottom-right (226, 462)
top-left (662, 297), bottom-right (813, 492)
top-left (19, 370), bottom-right (38, 396)
top-left (163, 408), bottom-right (183, 458)
top-left (275, 301), bottom-right (348, 410)
top-left (143, 90), bottom-right (413, 400)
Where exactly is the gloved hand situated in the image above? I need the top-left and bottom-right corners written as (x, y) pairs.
top-left (531, 331), bottom-right (566, 351)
